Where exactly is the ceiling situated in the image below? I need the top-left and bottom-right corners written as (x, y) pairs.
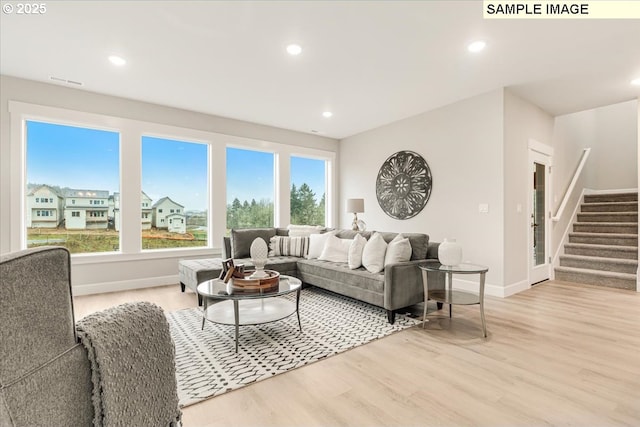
top-left (1, 1), bottom-right (639, 139)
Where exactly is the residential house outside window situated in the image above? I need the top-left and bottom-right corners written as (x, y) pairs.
top-left (25, 120), bottom-right (119, 253)
top-left (290, 156), bottom-right (327, 226)
top-left (226, 147), bottom-right (275, 230)
top-left (141, 136), bottom-right (208, 249)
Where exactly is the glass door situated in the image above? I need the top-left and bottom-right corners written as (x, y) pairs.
top-left (529, 152), bottom-right (550, 284)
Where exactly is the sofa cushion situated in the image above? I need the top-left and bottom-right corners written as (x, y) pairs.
top-left (384, 234), bottom-right (412, 266)
top-left (362, 232), bottom-right (388, 274)
top-left (348, 234), bottom-right (367, 269)
top-left (231, 228), bottom-right (277, 259)
top-left (269, 236), bottom-right (309, 257)
top-left (296, 259), bottom-right (385, 294)
top-left (318, 235), bottom-right (352, 263)
top-left (334, 230), bottom-right (372, 240)
top-left (376, 231), bottom-right (429, 260)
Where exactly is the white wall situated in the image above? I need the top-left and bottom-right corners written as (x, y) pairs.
top-left (340, 89), bottom-right (507, 292)
top-left (0, 75), bottom-right (339, 294)
top-left (553, 100), bottom-right (638, 193)
top-left (503, 91), bottom-right (554, 287)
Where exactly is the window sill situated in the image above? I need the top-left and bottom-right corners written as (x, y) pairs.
top-left (70, 246), bottom-right (222, 265)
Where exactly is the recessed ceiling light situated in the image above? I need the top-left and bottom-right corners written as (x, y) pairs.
top-left (108, 55), bottom-right (126, 66)
top-left (322, 111), bottom-right (333, 118)
top-left (286, 44), bottom-right (302, 56)
top-left (467, 41), bottom-right (486, 53)
top-left (631, 77), bottom-right (640, 86)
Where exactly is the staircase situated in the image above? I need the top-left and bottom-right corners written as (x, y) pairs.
top-left (555, 192), bottom-right (638, 290)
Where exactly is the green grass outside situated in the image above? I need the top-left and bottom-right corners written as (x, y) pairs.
top-left (27, 229), bottom-right (208, 254)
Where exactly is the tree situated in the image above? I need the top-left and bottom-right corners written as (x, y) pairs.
top-left (297, 183), bottom-right (317, 225)
top-left (227, 181), bottom-right (323, 230)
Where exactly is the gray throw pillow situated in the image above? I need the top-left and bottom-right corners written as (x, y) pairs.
top-left (230, 228), bottom-right (277, 259)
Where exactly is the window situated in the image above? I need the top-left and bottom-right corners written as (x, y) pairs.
top-left (290, 156), bottom-right (327, 226)
top-left (226, 147), bottom-right (274, 230)
top-left (141, 136), bottom-right (208, 249)
top-left (26, 120), bottom-right (119, 253)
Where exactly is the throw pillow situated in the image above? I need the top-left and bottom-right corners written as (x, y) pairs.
top-left (318, 235), bottom-right (352, 263)
top-left (306, 231), bottom-right (336, 259)
top-left (362, 232), bottom-right (388, 273)
top-left (231, 228), bottom-right (276, 259)
top-left (384, 233), bottom-right (412, 266)
top-left (287, 224), bottom-right (325, 237)
top-left (269, 236), bottom-right (310, 257)
top-left (348, 234), bottom-right (367, 269)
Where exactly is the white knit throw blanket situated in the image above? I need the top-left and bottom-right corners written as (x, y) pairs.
top-left (77, 302), bottom-right (182, 427)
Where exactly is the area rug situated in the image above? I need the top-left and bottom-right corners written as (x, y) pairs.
top-left (166, 286), bottom-right (419, 407)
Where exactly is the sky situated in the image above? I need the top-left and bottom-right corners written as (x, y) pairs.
top-left (26, 121), bottom-right (326, 212)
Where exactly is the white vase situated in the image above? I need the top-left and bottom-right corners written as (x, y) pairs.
top-left (249, 237), bottom-right (269, 278)
top-left (438, 238), bottom-right (462, 266)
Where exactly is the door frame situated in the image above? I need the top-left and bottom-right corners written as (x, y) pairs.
top-left (528, 139), bottom-right (554, 285)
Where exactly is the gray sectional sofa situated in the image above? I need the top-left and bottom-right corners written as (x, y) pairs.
top-left (220, 227), bottom-right (444, 323)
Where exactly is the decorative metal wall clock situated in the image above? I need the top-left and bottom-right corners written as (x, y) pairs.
top-left (376, 150), bottom-right (432, 220)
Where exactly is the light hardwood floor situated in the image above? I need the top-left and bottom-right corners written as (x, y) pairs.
top-left (73, 281), bottom-right (640, 427)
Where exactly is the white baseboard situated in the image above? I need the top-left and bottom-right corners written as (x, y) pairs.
top-left (452, 277), bottom-right (530, 298)
top-left (72, 274), bottom-right (179, 296)
top-left (502, 279), bottom-right (531, 297)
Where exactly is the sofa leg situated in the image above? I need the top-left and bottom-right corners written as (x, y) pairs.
top-left (180, 282), bottom-right (186, 292)
top-left (387, 310), bottom-right (396, 324)
top-left (197, 294), bottom-right (203, 306)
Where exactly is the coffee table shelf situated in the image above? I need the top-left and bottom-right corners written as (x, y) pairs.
top-left (203, 298), bottom-right (297, 326)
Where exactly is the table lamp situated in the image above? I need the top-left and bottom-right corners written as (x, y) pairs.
top-left (346, 198), bottom-right (365, 231)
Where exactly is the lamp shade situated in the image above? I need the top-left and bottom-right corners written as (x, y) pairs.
top-left (346, 198), bottom-right (364, 213)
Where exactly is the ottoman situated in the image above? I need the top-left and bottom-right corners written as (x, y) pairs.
top-left (178, 258), bottom-right (223, 305)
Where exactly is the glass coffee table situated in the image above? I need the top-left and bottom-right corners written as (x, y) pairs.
top-left (419, 262), bottom-right (488, 337)
top-left (197, 275), bottom-right (302, 352)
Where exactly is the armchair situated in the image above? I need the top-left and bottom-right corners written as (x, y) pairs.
top-left (0, 247), bottom-right (181, 426)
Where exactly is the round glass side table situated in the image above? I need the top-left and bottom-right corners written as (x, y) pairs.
top-left (419, 262), bottom-right (489, 337)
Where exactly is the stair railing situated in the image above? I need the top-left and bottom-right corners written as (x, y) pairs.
top-left (552, 148), bottom-right (591, 222)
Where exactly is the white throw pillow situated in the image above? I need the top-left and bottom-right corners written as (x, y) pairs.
top-left (348, 234), bottom-right (367, 269)
top-left (318, 235), bottom-right (352, 263)
top-left (384, 233), bottom-right (412, 266)
top-left (307, 231), bottom-right (336, 259)
top-left (287, 224), bottom-right (324, 237)
top-left (362, 232), bottom-right (388, 274)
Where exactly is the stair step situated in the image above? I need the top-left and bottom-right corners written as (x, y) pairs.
top-left (568, 232), bottom-right (638, 246)
top-left (576, 212), bottom-right (638, 223)
top-left (581, 201), bottom-right (638, 213)
top-left (573, 222), bottom-right (637, 234)
top-left (555, 266), bottom-right (636, 290)
top-left (564, 243), bottom-right (638, 260)
top-left (584, 193), bottom-right (638, 203)
top-left (559, 254), bottom-right (638, 274)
